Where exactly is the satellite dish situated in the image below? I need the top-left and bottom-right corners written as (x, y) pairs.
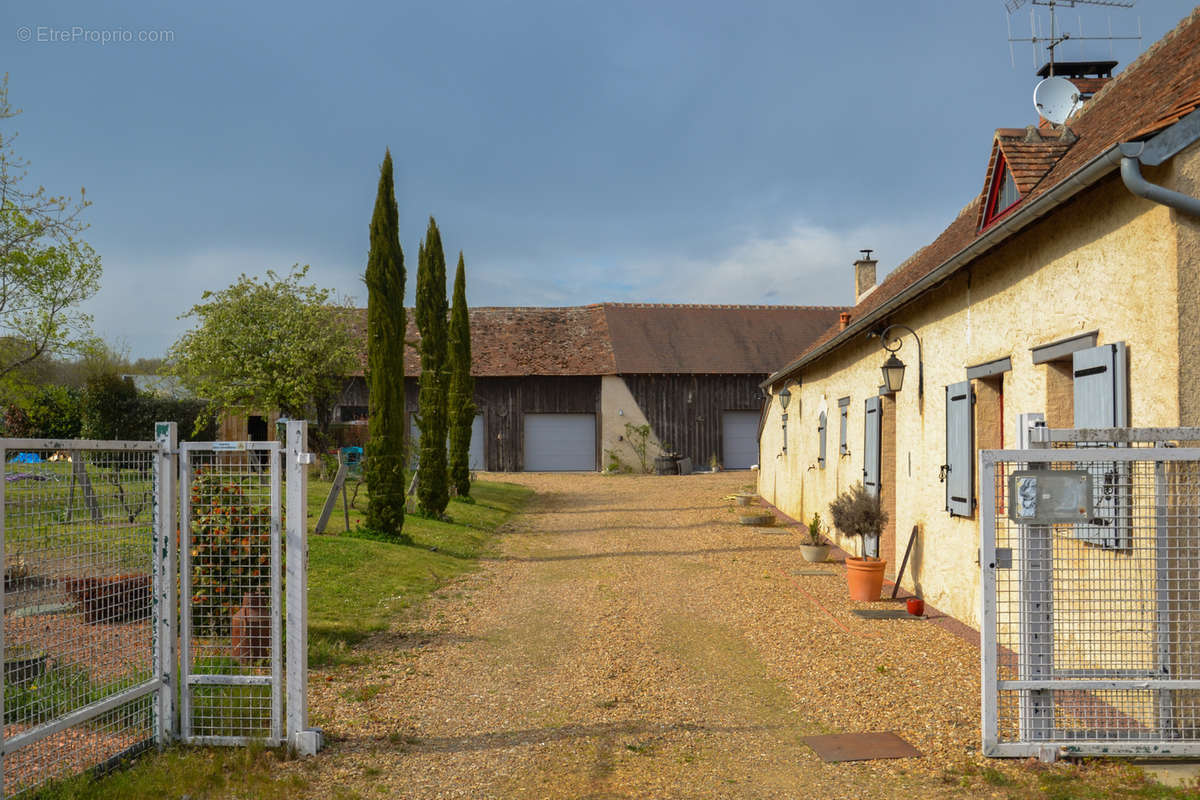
top-left (1033, 76), bottom-right (1082, 125)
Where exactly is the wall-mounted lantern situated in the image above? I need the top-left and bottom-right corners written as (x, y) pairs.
top-left (877, 324), bottom-right (924, 401)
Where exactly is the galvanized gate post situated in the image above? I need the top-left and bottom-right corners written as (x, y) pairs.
top-left (154, 422), bottom-right (179, 745)
top-left (1020, 428), bottom-right (1055, 745)
top-left (286, 420), bottom-right (321, 755)
top-left (980, 452), bottom-right (1000, 755)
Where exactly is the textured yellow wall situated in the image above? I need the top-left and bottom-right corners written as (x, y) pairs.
top-left (760, 167), bottom-right (1186, 629)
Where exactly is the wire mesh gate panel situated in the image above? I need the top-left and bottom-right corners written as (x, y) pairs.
top-left (180, 442), bottom-right (282, 746)
top-left (0, 438), bottom-right (166, 797)
top-left (981, 443), bottom-right (1200, 757)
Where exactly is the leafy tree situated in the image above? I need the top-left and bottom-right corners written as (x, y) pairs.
top-left (447, 252), bottom-right (476, 497)
top-left (415, 218), bottom-right (449, 516)
top-left (80, 371), bottom-right (213, 441)
top-left (26, 384), bottom-right (82, 439)
top-left (3, 384), bottom-right (82, 438)
top-left (165, 265), bottom-right (359, 435)
top-left (0, 76), bottom-right (102, 391)
top-left (80, 373), bottom-right (141, 439)
top-left (363, 150), bottom-right (408, 541)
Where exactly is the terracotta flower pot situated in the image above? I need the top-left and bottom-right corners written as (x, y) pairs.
top-left (845, 557), bottom-right (887, 602)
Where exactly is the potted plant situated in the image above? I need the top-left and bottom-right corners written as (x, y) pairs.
top-left (829, 482), bottom-right (888, 601)
top-left (798, 513), bottom-right (831, 563)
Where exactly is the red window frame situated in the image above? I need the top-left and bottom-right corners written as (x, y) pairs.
top-left (981, 152), bottom-right (1021, 230)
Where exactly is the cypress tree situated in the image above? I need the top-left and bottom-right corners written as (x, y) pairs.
top-left (415, 217), bottom-right (449, 516)
top-left (363, 150), bottom-right (408, 541)
top-left (447, 252), bottom-right (476, 497)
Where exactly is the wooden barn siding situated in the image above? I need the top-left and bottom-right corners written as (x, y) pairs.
top-left (621, 374), bottom-right (766, 466)
top-left (338, 376), bottom-right (369, 409)
top-left (403, 375), bottom-right (601, 471)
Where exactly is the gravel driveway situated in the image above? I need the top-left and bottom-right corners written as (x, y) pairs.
top-left (299, 472), bottom-right (995, 799)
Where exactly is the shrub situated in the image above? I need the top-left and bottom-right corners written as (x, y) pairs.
top-left (189, 469), bottom-right (271, 637)
top-left (829, 482), bottom-right (888, 559)
top-left (26, 385), bottom-right (83, 439)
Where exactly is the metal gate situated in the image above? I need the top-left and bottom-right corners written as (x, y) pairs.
top-left (981, 427), bottom-right (1200, 758)
top-left (0, 421), bottom-right (320, 797)
top-left (179, 441), bottom-right (282, 745)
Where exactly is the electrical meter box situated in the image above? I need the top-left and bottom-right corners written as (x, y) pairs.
top-left (1007, 469), bottom-right (1093, 525)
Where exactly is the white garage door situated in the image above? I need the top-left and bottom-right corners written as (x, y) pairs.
top-left (722, 411), bottom-right (760, 469)
top-left (524, 413), bottom-right (596, 471)
top-left (410, 414), bottom-right (485, 470)
top-left (469, 415), bottom-right (485, 470)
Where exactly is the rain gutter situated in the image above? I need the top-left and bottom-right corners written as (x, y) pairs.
top-left (764, 109), bottom-right (1200, 390)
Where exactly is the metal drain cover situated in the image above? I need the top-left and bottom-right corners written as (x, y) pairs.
top-left (802, 732), bottom-right (922, 762)
top-left (852, 609), bottom-right (925, 620)
top-left (792, 569), bottom-right (835, 576)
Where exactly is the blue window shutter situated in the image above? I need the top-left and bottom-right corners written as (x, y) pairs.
top-left (1073, 342), bottom-right (1129, 547)
top-left (1073, 342), bottom-right (1128, 428)
top-left (863, 397), bottom-right (881, 497)
top-left (818, 411), bottom-right (827, 469)
top-left (945, 381), bottom-right (974, 517)
top-left (840, 404), bottom-right (850, 455)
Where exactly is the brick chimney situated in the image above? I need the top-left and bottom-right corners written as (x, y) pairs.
top-left (854, 250), bottom-right (877, 304)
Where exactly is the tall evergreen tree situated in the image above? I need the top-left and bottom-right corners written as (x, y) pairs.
top-left (447, 252), bottom-right (476, 497)
top-left (415, 217), bottom-right (449, 516)
top-left (363, 150), bottom-right (408, 541)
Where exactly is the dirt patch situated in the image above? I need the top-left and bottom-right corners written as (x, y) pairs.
top-left (293, 473), bottom-right (1016, 798)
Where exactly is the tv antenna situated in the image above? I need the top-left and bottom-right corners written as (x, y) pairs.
top-left (1005, 0), bottom-right (1140, 75)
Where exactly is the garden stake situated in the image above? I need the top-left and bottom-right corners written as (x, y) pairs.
top-left (890, 525), bottom-right (918, 599)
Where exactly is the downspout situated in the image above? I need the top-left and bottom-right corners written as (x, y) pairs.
top-left (1119, 142), bottom-right (1200, 218)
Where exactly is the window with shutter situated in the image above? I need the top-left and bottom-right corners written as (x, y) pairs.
top-left (818, 411), bottom-right (827, 469)
top-left (945, 381), bottom-right (974, 517)
top-left (863, 397), bottom-right (881, 498)
top-left (838, 397), bottom-right (850, 456)
top-left (1072, 342), bottom-right (1129, 548)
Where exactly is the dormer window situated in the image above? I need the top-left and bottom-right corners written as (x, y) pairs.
top-left (982, 153), bottom-right (1020, 228)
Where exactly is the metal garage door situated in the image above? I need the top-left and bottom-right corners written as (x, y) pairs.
top-left (469, 415), bottom-right (484, 470)
top-left (722, 411), bottom-right (760, 469)
top-left (410, 414), bottom-right (485, 469)
top-left (524, 413), bottom-right (596, 471)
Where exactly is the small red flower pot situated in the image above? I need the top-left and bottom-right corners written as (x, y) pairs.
top-left (906, 597), bottom-right (925, 617)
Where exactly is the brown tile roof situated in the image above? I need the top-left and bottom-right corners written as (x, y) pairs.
top-left (603, 304), bottom-right (847, 374)
top-left (354, 303), bottom-right (846, 377)
top-left (778, 7), bottom-right (1200, 379)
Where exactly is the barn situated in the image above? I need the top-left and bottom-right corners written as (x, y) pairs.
top-left (335, 303), bottom-right (844, 472)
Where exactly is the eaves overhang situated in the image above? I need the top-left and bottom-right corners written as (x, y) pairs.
top-left (762, 109), bottom-right (1200, 392)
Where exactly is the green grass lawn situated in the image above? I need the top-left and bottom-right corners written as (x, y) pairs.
top-left (305, 476), bottom-right (531, 666)
top-left (34, 473), bottom-right (531, 800)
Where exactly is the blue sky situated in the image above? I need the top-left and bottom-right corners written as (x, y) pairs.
top-left (4, 1), bottom-right (1196, 357)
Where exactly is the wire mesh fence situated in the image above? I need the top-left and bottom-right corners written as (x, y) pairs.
top-left (1, 441), bottom-right (161, 797)
top-left (982, 441), bottom-right (1200, 757)
top-left (180, 443), bottom-right (281, 745)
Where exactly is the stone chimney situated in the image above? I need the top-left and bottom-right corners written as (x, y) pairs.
top-left (854, 250), bottom-right (877, 304)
